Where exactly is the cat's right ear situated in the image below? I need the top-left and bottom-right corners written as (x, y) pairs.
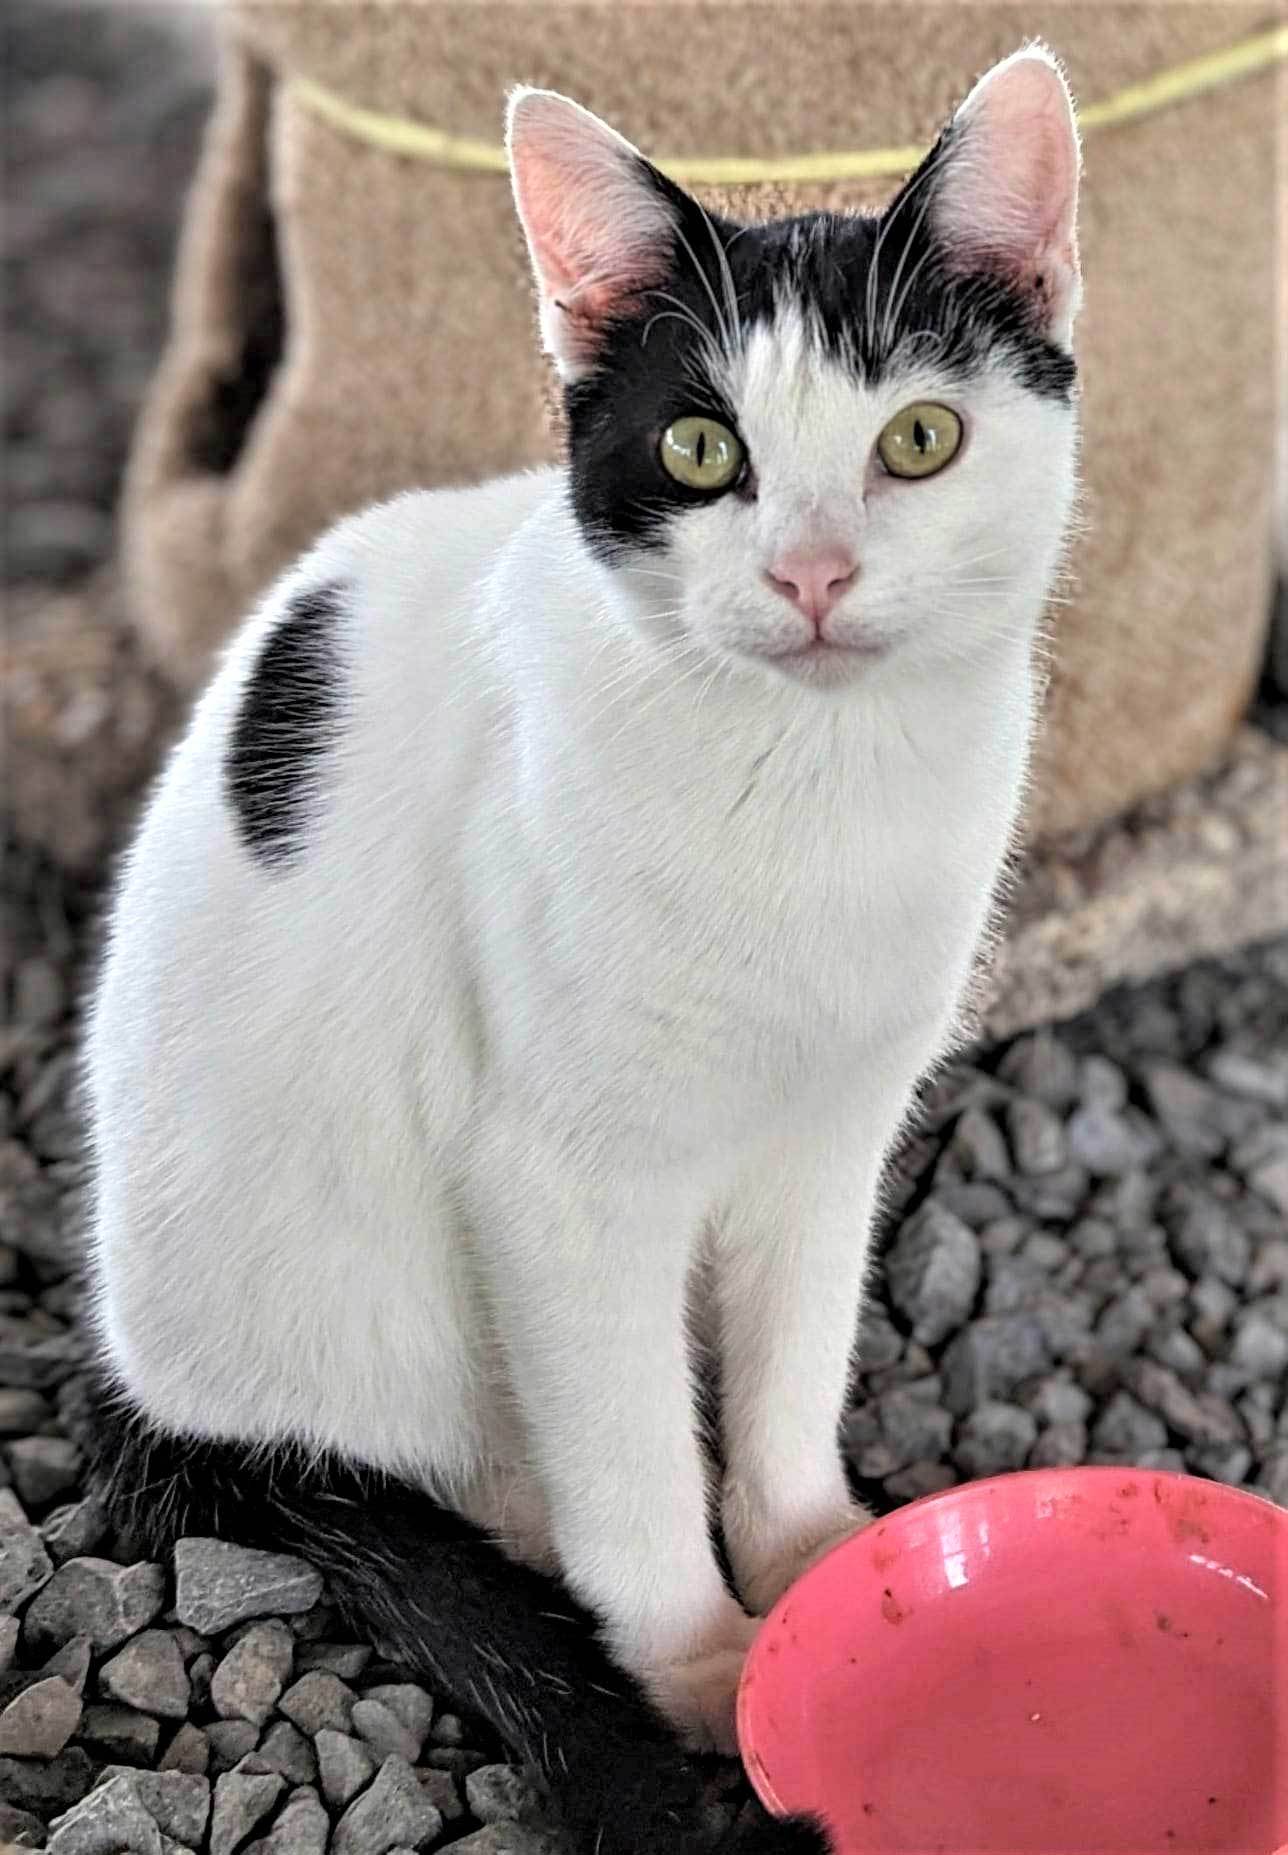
top-left (506, 88), bottom-right (678, 381)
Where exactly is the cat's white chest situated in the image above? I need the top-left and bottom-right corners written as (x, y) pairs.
top-left (474, 670), bottom-right (1023, 1160)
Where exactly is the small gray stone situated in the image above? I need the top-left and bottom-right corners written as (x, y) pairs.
top-left (352, 1697), bottom-right (422, 1764)
top-left (1079, 1056), bottom-right (1128, 1111)
top-left (1190, 1274), bottom-right (1238, 1340)
top-left (78, 1703), bottom-right (162, 1764)
top-left (1238, 1388), bottom-right (1278, 1449)
top-left (1230, 1122), bottom-right (1288, 1180)
top-left (242, 1785), bottom-right (329, 1855)
top-left (187, 1651), bottom-right (215, 1714)
top-left (1250, 1240), bottom-right (1288, 1295)
top-left (0, 1800), bottom-right (47, 1847)
top-left (1091, 1392), bottom-right (1168, 1457)
top-left (1018, 1232), bottom-right (1070, 1274)
top-left (1010, 1163), bottom-right (1089, 1221)
top-left (954, 1403), bottom-right (1038, 1477)
top-left (0, 1389), bottom-right (53, 1436)
top-left (37, 1638), bottom-right (91, 1700)
top-left (1127, 1362), bottom-right (1244, 1446)
top-left (0, 1487), bottom-right (54, 1611)
top-left (413, 1768), bottom-right (463, 1822)
top-left (1069, 1218), bottom-right (1117, 1261)
top-left (1066, 1104), bottom-right (1156, 1177)
top-left (96, 1771), bottom-right (211, 1846)
top-left (429, 1714), bottom-right (466, 1748)
top-left (278, 1670), bottom-right (354, 1738)
top-left (1024, 1376), bottom-right (1093, 1426)
top-left (422, 1747), bottom-right (490, 1780)
top-left (1169, 1198), bottom-right (1250, 1287)
top-left (244, 1723), bottom-right (316, 1787)
top-left (1134, 1447), bottom-right (1187, 1473)
top-left (1095, 1287), bottom-right (1155, 1361)
top-left (1259, 1447), bottom-right (1288, 1507)
top-left (159, 1724), bottom-right (211, 1776)
top-left (1029, 1421), bottom-right (1087, 1467)
top-left (1140, 1266), bottom-right (1189, 1310)
top-left (882, 1461), bottom-right (957, 1502)
top-left (0, 1675), bottom-right (81, 1758)
top-left (465, 1764), bottom-right (544, 1826)
top-left (211, 1620), bottom-right (293, 1728)
top-left (1006, 1099), bottom-right (1068, 1177)
top-left (316, 1729), bottom-right (376, 1809)
top-left (1229, 1311), bottom-right (1288, 1384)
top-left (206, 1720), bottom-right (260, 1772)
top-left (1207, 1049), bottom-right (1288, 1109)
top-left (886, 1202), bottom-right (980, 1348)
top-left (172, 1541), bottom-right (322, 1636)
top-left (333, 1755), bottom-right (443, 1855)
top-left (1248, 1157), bottom-right (1288, 1219)
top-left (294, 1642), bottom-right (372, 1681)
top-left (0, 1613), bottom-right (19, 1677)
top-left (951, 1109), bottom-right (1011, 1181)
top-left (445, 1826), bottom-right (564, 1853)
top-left (40, 1501), bottom-right (107, 1569)
top-left (1141, 1064), bottom-right (1226, 1158)
top-left (100, 1630), bottom-right (191, 1722)
top-left (210, 1768), bottom-right (285, 1855)
top-left (24, 1558), bottom-right (165, 1655)
top-left (933, 1181), bottom-right (1014, 1229)
top-left (997, 1031), bottom-right (1079, 1107)
top-left (854, 1308), bottom-right (903, 1374)
top-left (6, 1439), bottom-right (81, 1511)
top-left (869, 1382), bottom-right (952, 1474)
top-left (941, 1316), bottom-right (1051, 1415)
top-left (978, 1216), bottom-right (1031, 1257)
top-left (0, 1746), bottom-right (95, 1818)
top-left (1189, 1442), bottom-right (1254, 1486)
top-left (46, 1774), bottom-right (162, 1855)
top-left (1148, 1323), bottom-right (1207, 1381)
top-left (13, 959), bottom-right (66, 1030)
top-left (0, 1322), bottom-right (78, 1393)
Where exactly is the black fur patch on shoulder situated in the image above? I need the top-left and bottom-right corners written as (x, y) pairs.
top-left (225, 582), bottom-right (347, 865)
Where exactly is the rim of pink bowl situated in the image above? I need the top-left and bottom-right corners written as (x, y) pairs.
top-left (736, 1464), bottom-right (1288, 1823)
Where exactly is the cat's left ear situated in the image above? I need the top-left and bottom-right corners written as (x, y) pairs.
top-left (929, 43), bottom-right (1082, 348)
top-left (507, 88), bottom-right (679, 381)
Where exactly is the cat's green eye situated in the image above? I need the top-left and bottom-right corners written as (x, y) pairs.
top-left (659, 416), bottom-right (744, 493)
top-left (876, 402), bottom-right (963, 480)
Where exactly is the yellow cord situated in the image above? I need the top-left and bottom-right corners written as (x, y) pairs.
top-left (287, 21), bottom-right (1287, 184)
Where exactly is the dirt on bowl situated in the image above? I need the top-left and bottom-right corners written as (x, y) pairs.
top-left (738, 1467), bottom-right (1288, 1855)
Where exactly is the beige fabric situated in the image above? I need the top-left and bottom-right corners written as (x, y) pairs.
top-left (122, 1), bottom-right (1278, 840)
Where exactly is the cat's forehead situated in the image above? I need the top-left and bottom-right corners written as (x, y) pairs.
top-left (651, 203), bottom-right (1074, 406)
top-left (721, 293), bottom-right (942, 443)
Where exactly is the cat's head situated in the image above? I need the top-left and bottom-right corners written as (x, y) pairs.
top-left (508, 47), bottom-right (1081, 691)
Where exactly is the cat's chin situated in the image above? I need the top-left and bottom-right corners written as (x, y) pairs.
top-left (752, 638), bottom-right (893, 689)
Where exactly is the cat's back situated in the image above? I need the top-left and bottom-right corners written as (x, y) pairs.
top-left (85, 468), bottom-right (560, 1446)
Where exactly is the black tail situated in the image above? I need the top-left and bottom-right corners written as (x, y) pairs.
top-left (79, 1375), bottom-right (831, 1855)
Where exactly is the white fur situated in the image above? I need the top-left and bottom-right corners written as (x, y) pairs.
top-left (86, 73), bottom-right (1080, 1753)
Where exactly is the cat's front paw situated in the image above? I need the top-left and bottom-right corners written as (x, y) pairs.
top-left (728, 1500), bottom-right (875, 1617)
top-left (639, 1608), bottom-right (760, 1756)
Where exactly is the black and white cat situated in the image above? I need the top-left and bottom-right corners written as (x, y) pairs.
top-left (82, 46), bottom-right (1081, 1853)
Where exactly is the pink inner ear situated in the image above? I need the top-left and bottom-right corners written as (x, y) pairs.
top-left (936, 52), bottom-right (1080, 299)
top-left (509, 94), bottom-right (675, 354)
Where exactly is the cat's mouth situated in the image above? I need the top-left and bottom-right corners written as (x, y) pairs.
top-left (757, 634), bottom-right (892, 685)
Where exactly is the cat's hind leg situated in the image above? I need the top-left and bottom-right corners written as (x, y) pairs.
top-left (77, 1368), bottom-right (832, 1855)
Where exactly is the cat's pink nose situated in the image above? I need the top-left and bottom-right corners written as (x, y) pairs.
top-left (764, 549), bottom-right (858, 629)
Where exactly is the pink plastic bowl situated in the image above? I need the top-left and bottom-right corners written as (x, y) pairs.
top-left (738, 1468), bottom-right (1288, 1854)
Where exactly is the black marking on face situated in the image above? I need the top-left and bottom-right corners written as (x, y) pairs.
top-left (225, 582), bottom-right (347, 866)
top-left (565, 141), bottom-right (1075, 562)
